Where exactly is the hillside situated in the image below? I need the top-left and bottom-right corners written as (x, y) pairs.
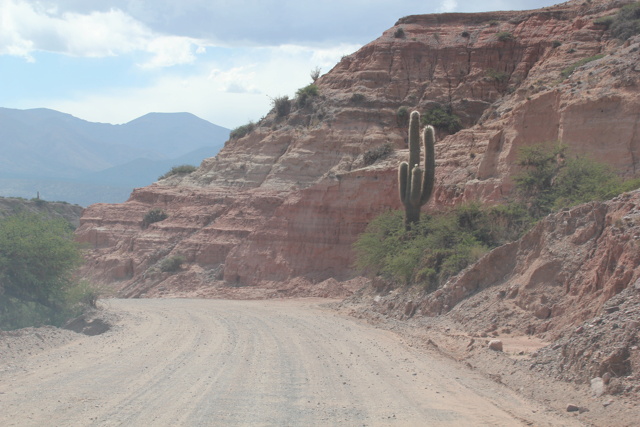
top-left (77, 0), bottom-right (639, 295)
top-left (0, 109), bottom-right (229, 206)
top-left (0, 197), bottom-right (83, 228)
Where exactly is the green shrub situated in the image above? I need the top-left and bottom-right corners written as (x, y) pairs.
top-left (354, 205), bottom-right (506, 290)
top-left (143, 208), bottom-right (168, 228)
top-left (396, 106), bottom-right (410, 127)
top-left (421, 105), bottom-right (462, 134)
top-left (552, 40), bottom-right (562, 48)
top-left (159, 164), bottom-right (197, 180)
top-left (295, 84), bottom-right (319, 107)
top-left (271, 95), bottom-right (291, 118)
top-left (354, 142), bottom-right (635, 291)
top-left (230, 121), bottom-right (256, 139)
top-left (610, 2), bottom-right (640, 40)
top-left (594, 15), bottom-right (615, 29)
top-left (514, 142), bottom-right (626, 217)
top-left (486, 68), bottom-right (509, 83)
top-left (394, 27), bottom-right (405, 38)
top-left (461, 31), bottom-right (470, 38)
top-left (560, 54), bottom-right (605, 79)
top-left (350, 93), bottom-right (366, 104)
top-left (0, 213), bottom-right (93, 330)
top-left (496, 31), bottom-right (514, 42)
top-left (159, 255), bottom-right (185, 273)
top-left (363, 143), bottom-right (393, 166)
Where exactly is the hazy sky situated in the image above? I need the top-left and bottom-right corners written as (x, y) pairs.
top-left (1, 0), bottom-right (560, 128)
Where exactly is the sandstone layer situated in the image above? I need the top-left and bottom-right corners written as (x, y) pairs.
top-left (77, 0), bottom-right (640, 297)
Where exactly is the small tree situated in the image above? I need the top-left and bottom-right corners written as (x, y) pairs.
top-left (310, 66), bottom-right (321, 82)
top-left (143, 208), bottom-right (168, 228)
top-left (0, 214), bottom-right (84, 329)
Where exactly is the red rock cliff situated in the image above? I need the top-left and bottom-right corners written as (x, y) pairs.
top-left (76, 0), bottom-right (640, 297)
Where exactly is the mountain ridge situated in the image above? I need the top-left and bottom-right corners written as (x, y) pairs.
top-left (0, 108), bottom-right (230, 205)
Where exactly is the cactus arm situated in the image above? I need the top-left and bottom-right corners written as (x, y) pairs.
top-left (420, 125), bottom-right (436, 206)
top-left (398, 161), bottom-right (409, 205)
top-left (408, 111), bottom-right (421, 173)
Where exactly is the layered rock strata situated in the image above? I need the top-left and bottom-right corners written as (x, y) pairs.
top-left (77, 0), bottom-right (640, 296)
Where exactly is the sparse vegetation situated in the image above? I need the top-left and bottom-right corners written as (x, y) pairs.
top-left (461, 31), bottom-right (470, 38)
top-left (159, 164), bottom-right (197, 180)
top-left (560, 54), bottom-right (605, 79)
top-left (486, 68), bottom-right (509, 83)
top-left (610, 2), bottom-right (640, 40)
top-left (396, 106), bottom-right (410, 127)
top-left (350, 93), bottom-right (366, 104)
top-left (363, 143), bottom-right (393, 166)
top-left (594, 15), bottom-right (615, 29)
top-left (496, 31), bottom-right (514, 42)
top-left (295, 84), bottom-right (319, 108)
top-left (310, 66), bottom-right (322, 82)
top-left (230, 121), bottom-right (256, 139)
top-left (271, 95), bottom-right (291, 118)
top-left (552, 40), bottom-right (562, 48)
top-left (421, 105), bottom-right (462, 134)
top-left (0, 213), bottom-right (98, 330)
top-left (354, 205), bottom-right (502, 290)
top-left (355, 141), bottom-right (639, 292)
top-left (514, 142), bottom-right (624, 217)
top-left (394, 27), bottom-right (405, 38)
top-left (143, 208), bottom-right (168, 228)
top-left (159, 255), bottom-right (185, 273)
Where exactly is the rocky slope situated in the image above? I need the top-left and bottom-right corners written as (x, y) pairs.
top-left (339, 189), bottom-right (640, 421)
top-left (76, 0), bottom-right (640, 297)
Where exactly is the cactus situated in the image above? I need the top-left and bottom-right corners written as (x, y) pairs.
top-left (398, 111), bottom-right (435, 229)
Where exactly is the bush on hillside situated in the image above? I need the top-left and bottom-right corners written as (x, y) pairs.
top-left (271, 95), bottom-right (291, 118)
top-left (159, 255), bottom-right (185, 273)
top-left (514, 142), bottom-right (624, 217)
top-left (560, 54), bottom-right (605, 79)
top-left (355, 142), bottom-right (637, 291)
top-left (363, 143), bottom-right (393, 166)
top-left (421, 105), bottom-right (462, 134)
top-left (143, 208), bottom-right (168, 228)
top-left (230, 121), bottom-right (256, 139)
top-left (159, 164), bottom-right (197, 180)
top-left (0, 213), bottom-right (96, 330)
top-left (354, 205), bottom-right (512, 290)
top-left (610, 2), bottom-right (640, 40)
top-left (396, 106), bottom-right (410, 127)
top-left (295, 84), bottom-right (319, 108)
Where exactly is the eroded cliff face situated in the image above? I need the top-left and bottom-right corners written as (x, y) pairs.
top-left (77, 0), bottom-right (640, 297)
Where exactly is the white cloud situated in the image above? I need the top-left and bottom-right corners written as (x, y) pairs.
top-left (437, 0), bottom-right (458, 13)
top-left (35, 42), bottom-right (359, 128)
top-left (0, 0), bottom-right (206, 67)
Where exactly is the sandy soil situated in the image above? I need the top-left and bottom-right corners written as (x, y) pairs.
top-left (0, 298), bottom-right (580, 426)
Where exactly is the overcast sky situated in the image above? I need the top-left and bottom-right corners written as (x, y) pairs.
top-left (1, 0), bottom-right (560, 129)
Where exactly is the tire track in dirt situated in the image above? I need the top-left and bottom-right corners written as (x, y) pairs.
top-left (0, 299), bottom-right (579, 426)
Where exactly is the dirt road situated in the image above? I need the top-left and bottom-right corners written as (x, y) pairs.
top-left (0, 299), bottom-right (578, 426)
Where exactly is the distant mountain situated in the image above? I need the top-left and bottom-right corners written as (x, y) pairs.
top-left (0, 108), bottom-right (230, 205)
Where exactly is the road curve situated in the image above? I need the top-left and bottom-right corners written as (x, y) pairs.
top-left (0, 299), bottom-right (574, 426)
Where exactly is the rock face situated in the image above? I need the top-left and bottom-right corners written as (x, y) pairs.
top-left (76, 0), bottom-right (640, 297)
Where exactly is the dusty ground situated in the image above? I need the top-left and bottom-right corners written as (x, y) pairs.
top-left (337, 290), bottom-right (640, 427)
top-left (0, 298), bottom-right (584, 427)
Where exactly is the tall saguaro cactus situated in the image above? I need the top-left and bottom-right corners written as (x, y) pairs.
top-left (398, 111), bottom-right (435, 229)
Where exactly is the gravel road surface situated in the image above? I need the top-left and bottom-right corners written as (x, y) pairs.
top-left (0, 299), bottom-right (577, 426)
